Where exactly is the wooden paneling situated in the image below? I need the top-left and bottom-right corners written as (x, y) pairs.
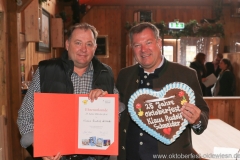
top-left (0, 1), bottom-right (9, 160)
top-left (23, 0), bottom-right (61, 81)
top-left (77, 4), bottom-right (239, 85)
top-left (125, 5), bottom-right (213, 74)
top-left (51, 18), bottom-right (64, 48)
top-left (79, 5), bottom-right (215, 80)
top-left (82, 6), bottom-right (122, 81)
top-left (0, 0), bottom-right (7, 115)
top-left (0, 1), bottom-right (239, 160)
top-left (0, 12), bottom-right (7, 114)
top-left (0, 116), bottom-right (7, 160)
top-left (17, 0), bottom-right (33, 13)
top-left (24, 0), bottom-right (40, 42)
top-left (1, 0), bottom-right (61, 160)
top-left (204, 98), bottom-right (240, 130)
top-left (7, 3), bottom-right (23, 160)
top-left (126, 6), bottom-right (212, 24)
top-left (81, 0), bottom-right (213, 6)
top-left (222, 6), bottom-right (240, 48)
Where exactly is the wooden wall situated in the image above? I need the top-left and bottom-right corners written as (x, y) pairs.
top-left (21, 1), bottom-right (63, 159)
top-left (78, 5), bottom-right (213, 80)
top-left (125, 6), bottom-right (212, 23)
top-left (221, 5), bottom-right (240, 49)
top-left (22, 1), bottom-right (63, 81)
top-left (1, 0), bottom-right (62, 159)
top-left (64, 0), bottom-right (240, 92)
top-left (204, 98), bottom-right (240, 130)
top-left (0, 1), bottom-right (8, 160)
top-left (81, 6), bottom-right (122, 80)
top-left (0, 0), bottom-right (7, 116)
top-left (0, 0), bottom-right (240, 160)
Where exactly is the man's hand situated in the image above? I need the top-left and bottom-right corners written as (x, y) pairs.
top-left (181, 102), bottom-right (201, 124)
top-left (88, 89), bottom-right (108, 102)
top-left (42, 152), bottom-right (61, 160)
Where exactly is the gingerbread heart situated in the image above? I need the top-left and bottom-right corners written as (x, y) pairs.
top-left (128, 82), bottom-right (195, 145)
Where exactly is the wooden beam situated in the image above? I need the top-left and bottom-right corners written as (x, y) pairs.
top-left (120, 1), bottom-right (126, 69)
top-left (79, 0), bottom-right (214, 6)
top-left (62, 0), bottom-right (214, 6)
top-left (0, 11), bottom-right (9, 160)
top-left (6, 0), bottom-right (23, 159)
top-left (17, 0), bottom-right (33, 13)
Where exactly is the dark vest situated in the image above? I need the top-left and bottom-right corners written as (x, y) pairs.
top-left (37, 51), bottom-right (114, 160)
top-left (39, 51), bottom-right (114, 94)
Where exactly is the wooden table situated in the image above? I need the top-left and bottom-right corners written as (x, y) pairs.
top-left (192, 119), bottom-right (240, 160)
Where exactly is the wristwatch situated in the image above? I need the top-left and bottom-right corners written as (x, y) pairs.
top-left (192, 120), bottom-right (202, 129)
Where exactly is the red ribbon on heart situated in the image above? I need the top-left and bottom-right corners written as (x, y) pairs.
top-left (163, 128), bottom-right (172, 135)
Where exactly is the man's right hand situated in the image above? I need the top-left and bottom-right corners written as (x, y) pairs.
top-left (42, 153), bottom-right (61, 160)
top-left (88, 89), bottom-right (108, 102)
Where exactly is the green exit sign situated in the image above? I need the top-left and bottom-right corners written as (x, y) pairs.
top-left (169, 22), bottom-right (185, 29)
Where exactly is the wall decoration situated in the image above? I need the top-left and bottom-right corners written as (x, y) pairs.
top-left (125, 20), bottom-right (224, 39)
top-left (36, 8), bottom-right (51, 53)
top-left (134, 10), bottom-right (153, 22)
top-left (95, 35), bottom-right (109, 58)
top-left (19, 33), bottom-right (27, 60)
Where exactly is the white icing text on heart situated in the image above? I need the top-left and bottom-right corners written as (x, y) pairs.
top-left (144, 99), bottom-right (184, 130)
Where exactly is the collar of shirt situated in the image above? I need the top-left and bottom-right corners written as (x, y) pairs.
top-left (86, 61), bottom-right (94, 73)
top-left (73, 61), bottom-right (94, 75)
top-left (138, 55), bottom-right (164, 75)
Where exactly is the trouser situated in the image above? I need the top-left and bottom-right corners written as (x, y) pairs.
top-left (63, 155), bottom-right (110, 160)
top-left (26, 145), bottom-right (109, 160)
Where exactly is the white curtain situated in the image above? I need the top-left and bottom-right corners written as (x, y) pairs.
top-left (229, 33), bottom-right (240, 53)
top-left (178, 37), bottom-right (220, 66)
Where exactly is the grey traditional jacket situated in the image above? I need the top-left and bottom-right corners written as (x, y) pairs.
top-left (116, 59), bottom-right (209, 160)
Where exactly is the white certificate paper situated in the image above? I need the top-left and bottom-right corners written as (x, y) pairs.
top-left (203, 73), bottom-right (217, 87)
top-left (78, 97), bottom-right (115, 150)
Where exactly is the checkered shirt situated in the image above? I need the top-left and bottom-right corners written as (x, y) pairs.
top-left (17, 62), bottom-right (118, 135)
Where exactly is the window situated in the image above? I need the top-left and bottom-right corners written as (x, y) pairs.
top-left (163, 46), bottom-right (173, 61)
top-left (185, 46), bottom-right (197, 66)
top-left (163, 39), bottom-right (177, 62)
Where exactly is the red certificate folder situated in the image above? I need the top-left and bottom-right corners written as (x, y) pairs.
top-left (34, 93), bottom-right (119, 157)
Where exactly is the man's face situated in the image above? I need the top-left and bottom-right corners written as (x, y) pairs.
top-left (215, 57), bottom-right (221, 65)
top-left (65, 28), bottom-right (97, 69)
top-left (131, 28), bottom-right (162, 72)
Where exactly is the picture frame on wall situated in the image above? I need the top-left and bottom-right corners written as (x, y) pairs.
top-left (134, 10), bottom-right (153, 22)
top-left (95, 35), bottom-right (109, 58)
top-left (36, 8), bottom-right (51, 53)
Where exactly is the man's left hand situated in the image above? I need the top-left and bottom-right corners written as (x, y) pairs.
top-left (181, 102), bottom-right (201, 124)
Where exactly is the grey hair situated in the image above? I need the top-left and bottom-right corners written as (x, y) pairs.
top-left (129, 22), bottom-right (160, 44)
top-left (67, 22), bottom-right (98, 42)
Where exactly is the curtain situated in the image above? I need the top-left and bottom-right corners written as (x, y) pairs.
top-left (178, 37), bottom-right (220, 66)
